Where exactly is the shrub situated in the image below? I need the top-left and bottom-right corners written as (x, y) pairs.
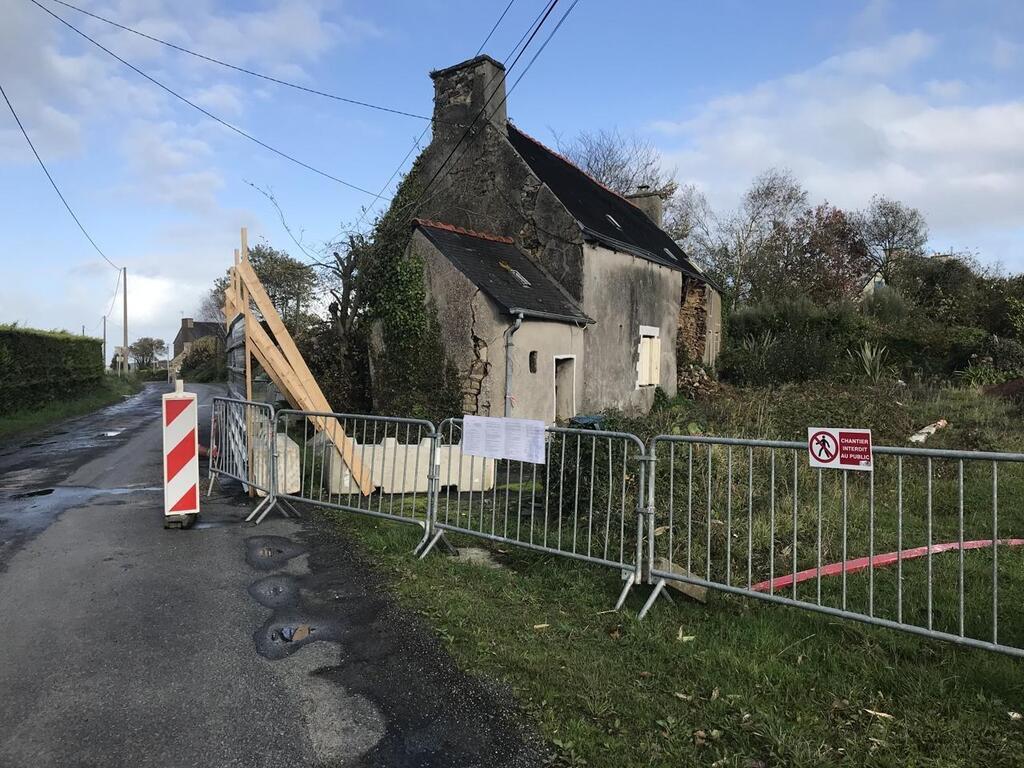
top-left (179, 337), bottom-right (225, 383)
top-left (848, 341), bottom-right (890, 385)
top-left (0, 326), bottom-right (103, 415)
top-left (861, 285), bottom-right (909, 323)
top-left (986, 336), bottom-right (1024, 373)
top-left (719, 298), bottom-right (864, 385)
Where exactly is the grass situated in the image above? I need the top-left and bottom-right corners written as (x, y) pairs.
top-left (318, 381), bottom-right (1024, 767)
top-left (0, 375), bottom-right (140, 439)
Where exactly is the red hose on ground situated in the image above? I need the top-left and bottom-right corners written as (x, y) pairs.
top-left (750, 538), bottom-right (1024, 593)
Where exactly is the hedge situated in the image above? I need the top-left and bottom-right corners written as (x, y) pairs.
top-left (0, 326), bottom-right (104, 415)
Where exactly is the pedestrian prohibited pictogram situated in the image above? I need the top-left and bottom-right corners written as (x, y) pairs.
top-left (807, 427), bottom-right (873, 471)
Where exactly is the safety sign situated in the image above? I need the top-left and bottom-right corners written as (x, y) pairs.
top-left (807, 427), bottom-right (873, 471)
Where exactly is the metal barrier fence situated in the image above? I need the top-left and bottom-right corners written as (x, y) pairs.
top-left (423, 418), bottom-right (649, 607)
top-left (208, 397), bottom-right (283, 523)
top-left (272, 409), bottom-right (437, 548)
top-left (641, 435), bottom-right (1024, 658)
top-left (212, 398), bottom-right (1024, 657)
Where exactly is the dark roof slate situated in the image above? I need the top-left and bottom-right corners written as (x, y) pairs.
top-left (507, 124), bottom-right (708, 282)
top-left (175, 321), bottom-right (222, 344)
top-left (414, 220), bottom-right (591, 325)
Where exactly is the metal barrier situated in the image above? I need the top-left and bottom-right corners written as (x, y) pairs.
top-left (207, 397), bottom-right (287, 524)
top-left (641, 435), bottom-right (1024, 658)
top-left (212, 398), bottom-right (1024, 657)
top-left (272, 409), bottom-right (438, 547)
top-left (422, 418), bottom-right (649, 607)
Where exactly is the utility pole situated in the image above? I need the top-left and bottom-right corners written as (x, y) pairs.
top-left (102, 315), bottom-right (107, 370)
top-left (121, 267), bottom-right (128, 377)
top-left (81, 325), bottom-right (85, 336)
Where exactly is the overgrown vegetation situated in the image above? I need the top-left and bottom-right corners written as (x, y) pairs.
top-left (179, 336), bottom-right (226, 382)
top-left (717, 254), bottom-right (1024, 388)
top-left (0, 324), bottom-right (104, 415)
top-left (324, 382), bottom-right (1024, 767)
top-left (0, 373), bottom-right (138, 438)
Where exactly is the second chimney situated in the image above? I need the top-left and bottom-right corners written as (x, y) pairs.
top-left (626, 185), bottom-right (665, 229)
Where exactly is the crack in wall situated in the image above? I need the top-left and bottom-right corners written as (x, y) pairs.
top-left (462, 289), bottom-right (492, 415)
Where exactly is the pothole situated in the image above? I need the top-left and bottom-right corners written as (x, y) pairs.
top-left (13, 488), bottom-right (55, 499)
top-left (248, 574), bottom-right (301, 609)
top-left (245, 535), bottom-right (306, 571)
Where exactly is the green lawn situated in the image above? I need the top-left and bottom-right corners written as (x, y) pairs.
top-left (0, 375), bottom-right (140, 439)
top-left (318, 382), bottom-right (1024, 766)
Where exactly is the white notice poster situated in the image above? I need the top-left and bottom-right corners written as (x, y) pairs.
top-left (463, 415), bottom-right (546, 464)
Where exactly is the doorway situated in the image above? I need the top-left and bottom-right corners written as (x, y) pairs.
top-left (553, 356), bottom-right (576, 422)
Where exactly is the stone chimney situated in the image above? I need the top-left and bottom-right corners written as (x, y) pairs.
top-left (626, 184), bottom-right (664, 229)
top-left (430, 55), bottom-right (507, 141)
top-left (183, 317), bottom-right (194, 329)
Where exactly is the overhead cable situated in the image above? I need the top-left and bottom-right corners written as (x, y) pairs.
top-left (29, 0), bottom-right (383, 197)
top-left (42, 0), bottom-right (445, 124)
top-left (0, 80), bottom-right (121, 270)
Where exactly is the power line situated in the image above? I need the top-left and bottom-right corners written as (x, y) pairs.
top-left (104, 268), bottom-right (122, 318)
top-left (29, 0), bottom-right (383, 197)
top-left (40, 0), bottom-right (449, 125)
top-left (505, 0), bottom-right (555, 62)
top-left (409, 0), bottom-right (560, 213)
top-left (505, 0), bottom-right (581, 100)
top-left (351, 0), bottom-right (529, 234)
top-left (476, 0), bottom-right (518, 56)
top-left (0, 80), bottom-right (121, 271)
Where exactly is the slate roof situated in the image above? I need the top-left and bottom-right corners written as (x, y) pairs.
top-left (414, 220), bottom-right (592, 325)
top-left (173, 320), bottom-right (222, 356)
top-left (507, 124), bottom-right (708, 283)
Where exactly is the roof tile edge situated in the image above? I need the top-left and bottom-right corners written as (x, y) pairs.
top-left (413, 218), bottom-right (515, 245)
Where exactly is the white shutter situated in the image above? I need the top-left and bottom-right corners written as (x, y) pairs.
top-left (649, 336), bottom-right (661, 386)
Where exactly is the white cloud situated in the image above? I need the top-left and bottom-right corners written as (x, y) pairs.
top-left (820, 30), bottom-right (935, 77)
top-left (190, 84), bottom-right (244, 117)
top-left (991, 36), bottom-right (1021, 71)
top-left (925, 79), bottom-right (965, 99)
top-left (651, 32), bottom-right (1024, 266)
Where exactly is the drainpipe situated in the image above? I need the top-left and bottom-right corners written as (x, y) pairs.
top-left (503, 313), bottom-right (524, 417)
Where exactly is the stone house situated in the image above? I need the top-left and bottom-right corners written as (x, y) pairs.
top-left (387, 54), bottom-right (722, 423)
top-left (172, 317), bottom-right (222, 358)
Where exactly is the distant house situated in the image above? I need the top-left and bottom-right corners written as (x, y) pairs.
top-left (373, 55), bottom-right (722, 423)
top-left (172, 318), bottom-right (221, 358)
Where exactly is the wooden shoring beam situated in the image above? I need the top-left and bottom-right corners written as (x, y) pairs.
top-left (244, 308), bottom-right (373, 494)
top-left (236, 259), bottom-right (372, 493)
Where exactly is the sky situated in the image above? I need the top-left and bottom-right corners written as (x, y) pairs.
top-left (1, 0), bottom-right (1022, 348)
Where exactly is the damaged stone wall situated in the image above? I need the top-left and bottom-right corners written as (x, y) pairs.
top-left (411, 230), bottom-right (502, 417)
top-left (678, 278), bottom-right (722, 371)
top-left (418, 57), bottom-right (587, 301)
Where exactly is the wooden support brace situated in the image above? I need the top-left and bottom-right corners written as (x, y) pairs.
top-left (244, 310), bottom-right (373, 494)
top-left (225, 245), bottom-right (374, 494)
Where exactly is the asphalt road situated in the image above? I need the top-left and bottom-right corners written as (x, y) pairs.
top-left (0, 383), bottom-right (542, 767)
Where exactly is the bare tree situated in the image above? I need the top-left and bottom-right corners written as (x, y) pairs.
top-left (556, 128), bottom-right (678, 198)
top-left (859, 195), bottom-right (929, 281)
top-left (691, 169), bottom-right (808, 306)
top-left (196, 274), bottom-right (229, 324)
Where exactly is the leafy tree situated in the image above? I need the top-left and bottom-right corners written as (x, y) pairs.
top-left (247, 243), bottom-right (318, 329)
top-left (747, 203), bottom-right (872, 304)
top-left (859, 195), bottom-right (928, 282)
top-left (197, 243), bottom-right (317, 333)
top-left (129, 337), bottom-right (167, 369)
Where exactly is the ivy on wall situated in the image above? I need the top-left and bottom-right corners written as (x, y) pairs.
top-left (356, 159), bottom-right (462, 421)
